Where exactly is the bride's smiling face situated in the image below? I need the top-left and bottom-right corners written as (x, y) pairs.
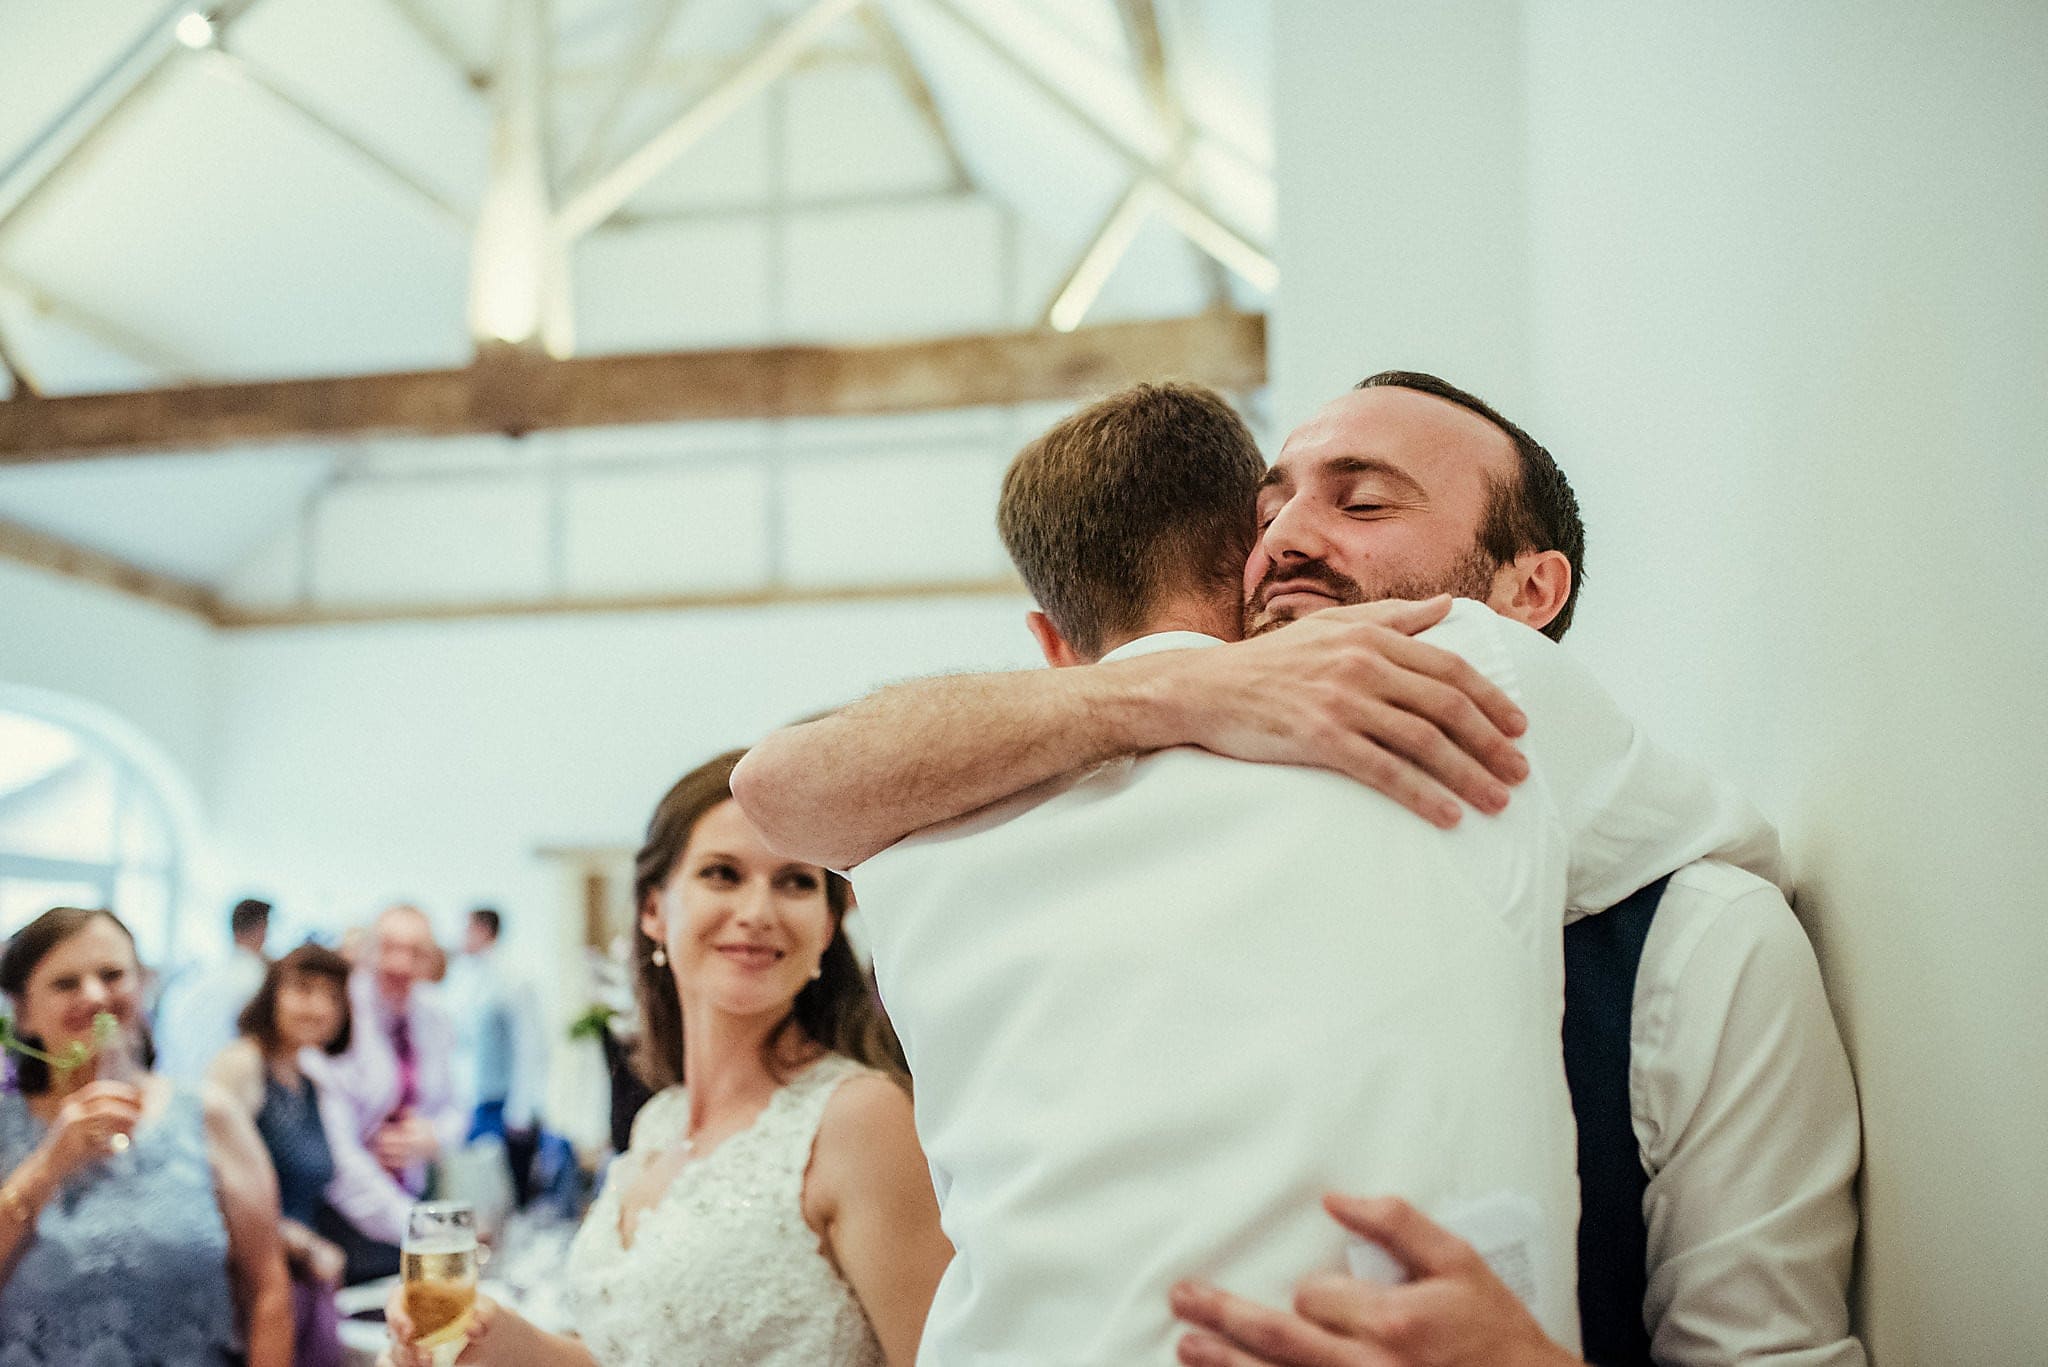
top-left (641, 800), bottom-right (835, 1020)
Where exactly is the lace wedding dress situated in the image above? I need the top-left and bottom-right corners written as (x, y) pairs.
top-left (562, 1053), bottom-right (886, 1367)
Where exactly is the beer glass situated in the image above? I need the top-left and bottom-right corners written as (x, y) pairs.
top-left (402, 1201), bottom-right (478, 1365)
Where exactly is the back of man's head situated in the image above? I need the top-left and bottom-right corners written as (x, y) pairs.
top-left (467, 907), bottom-right (501, 952)
top-left (1356, 370), bottom-right (1587, 639)
top-left (230, 898), bottom-right (271, 945)
top-left (998, 383), bottom-right (1264, 659)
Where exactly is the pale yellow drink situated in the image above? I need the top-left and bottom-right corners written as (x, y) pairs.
top-left (402, 1243), bottom-right (478, 1346)
top-left (402, 1202), bottom-right (479, 1365)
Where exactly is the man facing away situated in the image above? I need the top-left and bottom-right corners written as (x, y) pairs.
top-left (443, 906), bottom-right (545, 1204)
top-left (735, 384), bottom-right (1781, 1365)
top-left (737, 377), bottom-right (1863, 1367)
top-left (155, 896), bottom-right (270, 1085)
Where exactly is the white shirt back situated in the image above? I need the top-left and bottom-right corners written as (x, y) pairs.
top-left (854, 601), bottom-right (1779, 1366)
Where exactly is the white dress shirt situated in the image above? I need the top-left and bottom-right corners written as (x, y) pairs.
top-left (853, 601), bottom-right (1780, 1366)
top-left (444, 946), bottom-right (546, 1129)
top-left (301, 972), bottom-right (463, 1245)
top-left (1629, 861), bottom-right (1865, 1365)
top-left (152, 947), bottom-right (266, 1085)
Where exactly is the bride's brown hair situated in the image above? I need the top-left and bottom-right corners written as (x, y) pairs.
top-left (629, 749), bottom-right (905, 1091)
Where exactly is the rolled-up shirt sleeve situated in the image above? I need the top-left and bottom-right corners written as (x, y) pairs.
top-left (1634, 870), bottom-right (1865, 1365)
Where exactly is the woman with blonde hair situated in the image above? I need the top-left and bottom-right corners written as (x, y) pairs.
top-left (386, 749), bottom-right (950, 1366)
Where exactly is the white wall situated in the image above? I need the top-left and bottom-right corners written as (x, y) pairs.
top-left (0, 559), bottom-right (216, 786)
top-left (208, 593), bottom-right (1038, 950)
top-left (1275, 4), bottom-right (2048, 1361)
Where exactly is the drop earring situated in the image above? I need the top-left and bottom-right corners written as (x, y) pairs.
top-left (651, 945), bottom-right (668, 968)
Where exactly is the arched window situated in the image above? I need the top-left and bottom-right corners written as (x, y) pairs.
top-left (0, 707), bottom-right (184, 966)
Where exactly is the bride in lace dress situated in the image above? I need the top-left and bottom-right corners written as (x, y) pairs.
top-left (385, 751), bottom-right (951, 1367)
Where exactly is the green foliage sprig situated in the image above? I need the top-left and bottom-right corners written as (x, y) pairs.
top-left (0, 1011), bottom-right (121, 1074)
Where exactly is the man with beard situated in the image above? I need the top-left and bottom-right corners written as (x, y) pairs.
top-left (735, 376), bottom-right (1859, 1365)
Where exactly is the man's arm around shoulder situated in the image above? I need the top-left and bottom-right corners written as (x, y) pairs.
top-left (735, 597), bottom-right (1530, 869)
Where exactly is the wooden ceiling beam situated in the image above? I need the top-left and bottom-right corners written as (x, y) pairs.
top-left (0, 517), bottom-right (220, 620)
top-left (0, 311), bottom-right (1266, 465)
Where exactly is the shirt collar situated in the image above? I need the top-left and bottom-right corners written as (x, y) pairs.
top-left (1097, 630), bottom-right (1227, 663)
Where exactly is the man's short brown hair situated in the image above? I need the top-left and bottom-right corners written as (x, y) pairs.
top-left (997, 383), bottom-right (1265, 658)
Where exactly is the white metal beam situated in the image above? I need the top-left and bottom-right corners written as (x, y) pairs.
top-left (0, 319), bottom-right (39, 399)
top-left (379, 0), bottom-right (488, 90)
top-left (0, 268), bottom-right (200, 380)
top-left (556, 0), bottom-right (865, 240)
top-left (920, 0), bottom-right (1274, 293)
top-left (0, 0), bottom-right (192, 232)
top-left (198, 48), bottom-right (469, 230)
top-left (859, 4), bottom-right (973, 192)
top-left (608, 186), bottom-right (975, 230)
top-left (562, 0), bottom-right (697, 190)
top-left (0, 0), bottom-right (272, 245)
top-left (553, 44), bottom-right (872, 89)
top-left (1114, 0), bottom-right (1229, 307)
top-left (1043, 179), bottom-right (1154, 332)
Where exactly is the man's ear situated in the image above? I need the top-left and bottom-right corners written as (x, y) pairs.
top-left (1488, 550), bottom-right (1572, 633)
top-left (1026, 610), bottom-right (1086, 668)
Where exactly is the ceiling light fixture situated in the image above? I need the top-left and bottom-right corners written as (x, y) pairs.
top-left (174, 12), bottom-right (216, 49)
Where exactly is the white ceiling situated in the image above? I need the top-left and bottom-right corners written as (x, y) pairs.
top-left (0, 0), bottom-right (1273, 605)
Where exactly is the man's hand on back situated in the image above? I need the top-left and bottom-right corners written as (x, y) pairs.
top-left (1169, 1195), bottom-right (1582, 1367)
top-left (1144, 597), bottom-right (1529, 828)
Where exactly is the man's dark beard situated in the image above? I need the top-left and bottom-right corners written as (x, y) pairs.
top-left (1244, 544), bottom-right (1500, 637)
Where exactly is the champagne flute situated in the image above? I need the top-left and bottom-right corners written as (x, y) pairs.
top-left (92, 1012), bottom-right (142, 1155)
top-left (402, 1201), bottom-right (479, 1366)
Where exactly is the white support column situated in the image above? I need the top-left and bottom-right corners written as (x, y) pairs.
top-left (470, 0), bottom-right (574, 355)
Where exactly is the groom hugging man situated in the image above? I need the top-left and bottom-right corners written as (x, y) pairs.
top-left (734, 377), bottom-right (1862, 1366)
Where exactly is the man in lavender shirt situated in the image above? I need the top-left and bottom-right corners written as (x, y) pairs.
top-left (304, 903), bottom-right (462, 1283)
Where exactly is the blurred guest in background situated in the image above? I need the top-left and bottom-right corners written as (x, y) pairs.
top-left (154, 897), bottom-right (272, 1085)
top-left (305, 903), bottom-right (460, 1284)
top-left (444, 907), bottom-right (546, 1205)
top-left (0, 906), bottom-right (292, 1367)
top-left (212, 943), bottom-right (375, 1367)
top-left (383, 751), bottom-right (949, 1367)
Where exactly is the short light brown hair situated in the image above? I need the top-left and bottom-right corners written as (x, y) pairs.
top-left (997, 383), bottom-right (1266, 658)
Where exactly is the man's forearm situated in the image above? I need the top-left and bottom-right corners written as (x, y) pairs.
top-left (734, 656), bottom-right (1187, 869)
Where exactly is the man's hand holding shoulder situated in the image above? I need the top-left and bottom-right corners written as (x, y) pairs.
top-left (1140, 597), bottom-right (1530, 829)
top-left (1170, 1194), bottom-right (1581, 1367)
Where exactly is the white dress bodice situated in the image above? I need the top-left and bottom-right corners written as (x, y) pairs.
top-left (561, 1054), bottom-right (884, 1367)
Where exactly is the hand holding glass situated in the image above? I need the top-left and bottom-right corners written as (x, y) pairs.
top-left (402, 1202), bottom-right (478, 1361)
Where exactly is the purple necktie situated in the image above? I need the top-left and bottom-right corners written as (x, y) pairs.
top-left (390, 1012), bottom-right (419, 1117)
